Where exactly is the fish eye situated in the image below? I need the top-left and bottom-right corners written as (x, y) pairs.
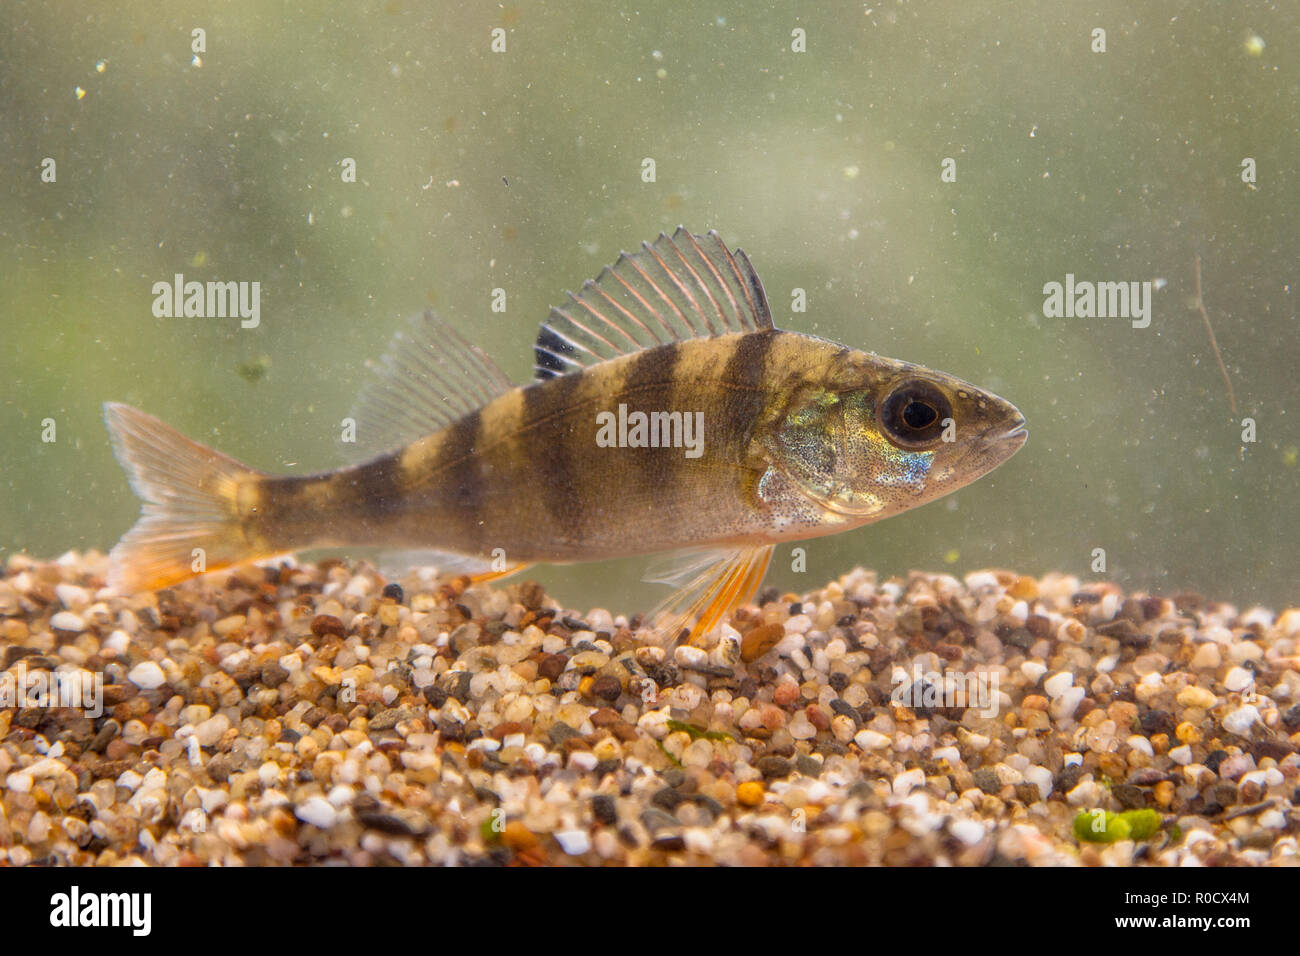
top-left (880, 380), bottom-right (952, 448)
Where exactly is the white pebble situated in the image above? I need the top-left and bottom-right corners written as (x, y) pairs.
top-left (1258, 809), bottom-right (1286, 829)
top-left (1223, 666), bottom-right (1254, 693)
top-left (104, 630), bottom-right (131, 655)
top-left (1020, 661), bottom-right (1047, 683)
top-left (55, 584), bottom-right (90, 608)
top-left (127, 661), bottom-right (166, 690)
top-left (788, 712), bottom-right (817, 740)
top-left (1226, 640), bottom-right (1263, 663)
top-left (295, 796), bottom-right (337, 828)
top-left (1066, 780), bottom-right (1102, 807)
top-left (784, 614), bottom-right (812, 634)
top-left (5, 772), bottom-right (33, 793)
top-left (674, 644), bottom-right (708, 669)
top-left (49, 611), bottom-right (86, 633)
top-left (1051, 687), bottom-right (1086, 720)
top-left (1126, 735), bottom-right (1154, 758)
top-left (1221, 705), bottom-right (1260, 737)
top-left (568, 751), bottom-right (598, 772)
top-left (1168, 744), bottom-right (1193, 765)
top-left (949, 819), bottom-right (986, 845)
top-left (195, 714), bottom-right (231, 747)
top-left (554, 829), bottom-right (591, 855)
top-left (1024, 766), bottom-right (1053, 800)
top-left (892, 768), bottom-right (925, 795)
top-left (854, 729), bottom-right (890, 751)
top-left (1043, 671), bottom-right (1074, 699)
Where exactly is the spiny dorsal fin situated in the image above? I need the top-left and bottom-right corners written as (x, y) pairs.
top-left (349, 311), bottom-right (514, 459)
top-left (533, 227), bottom-right (773, 381)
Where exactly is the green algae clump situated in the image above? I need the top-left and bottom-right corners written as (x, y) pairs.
top-left (1073, 808), bottom-right (1163, 843)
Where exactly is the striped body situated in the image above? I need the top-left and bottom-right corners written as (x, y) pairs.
top-left (255, 330), bottom-right (847, 562)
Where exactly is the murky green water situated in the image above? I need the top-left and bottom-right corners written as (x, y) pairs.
top-left (2, 1), bottom-right (1295, 612)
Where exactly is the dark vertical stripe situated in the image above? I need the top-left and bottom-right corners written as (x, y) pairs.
top-left (623, 342), bottom-right (681, 395)
top-left (522, 371), bottom-right (585, 536)
top-left (615, 343), bottom-right (684, 503)
top-left (439, 409), bottom-right (485, 549)
top-left (351, 455), bottom-right (405, 515)
top-left (719, 330), bottom-right (777, 443)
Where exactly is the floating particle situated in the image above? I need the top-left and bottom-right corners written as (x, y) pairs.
top-left (74, 86), bottom-right (86, 100)
top-left (944, 549), bottom-right (960, 564)
top-left (95, 60), bottom-right (106, 73)
top-left (237, 355), bottom-right (272, 383)
top-left (1244, 33), bottom-right (1265, 57)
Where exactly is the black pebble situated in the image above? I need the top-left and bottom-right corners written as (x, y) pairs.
top-left (592, 794), bottom-right (617, 825)
top-left (1282, 704), bottom-right (1300, 729)
top-left (381, 582), bottom-right (404, 603)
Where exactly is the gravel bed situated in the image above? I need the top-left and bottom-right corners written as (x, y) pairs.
top-left (1, 551), bottom-right (1298, 866)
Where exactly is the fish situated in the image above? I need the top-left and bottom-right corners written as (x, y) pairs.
top-left (103, 227), bottom-right (1027, 643)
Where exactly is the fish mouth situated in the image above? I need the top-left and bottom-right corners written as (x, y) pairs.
top-left (997, 416), bottom-right (1029, 449)
top-left (960, 414), bottom-right (1028, 468)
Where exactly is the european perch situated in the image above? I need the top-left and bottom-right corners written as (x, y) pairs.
top-left (104, 228), bottom-right (1027, 644)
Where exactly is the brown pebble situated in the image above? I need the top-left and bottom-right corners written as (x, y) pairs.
top-left (310, 614), bottom-right (346, 639)
top-left (741, 623), bottom-right (785, 663)
top-left (1025, 615), bottom-right (1051, 640)
top-left (1008, 576), bottom-right (1039, 601)
top-left (806, 704), bottom-right (830, 731)
top-left (261, 661), bottom-right (289, 687)
top-left (538, 654), bottom-right (567, 681)
top-left (591, 674), bottom-right (622, 702)
top-left (773, 682), bottom-right (800, 708)
top-left (490, 721), bottom-right (527, 740)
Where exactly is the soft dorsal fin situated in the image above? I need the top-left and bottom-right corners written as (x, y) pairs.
top-left (533, 227), bottom-right (773, 381)
top-left (349, 311), bottom-right (514, 458)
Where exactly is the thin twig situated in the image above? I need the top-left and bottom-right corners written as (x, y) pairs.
top-left (1193, 255), bottom-right (1237, 414)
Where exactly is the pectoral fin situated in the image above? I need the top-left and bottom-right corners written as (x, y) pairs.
top-left (644, 545), bottom-right (774, 648)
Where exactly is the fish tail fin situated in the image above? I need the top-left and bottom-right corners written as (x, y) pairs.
top-left (103, 402), bottom-right (271, 592)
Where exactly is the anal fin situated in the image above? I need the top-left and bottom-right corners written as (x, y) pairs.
top-left (644, 545), bottom-right (774, 648)
top-left (376, 549), bottom-right (530, 586)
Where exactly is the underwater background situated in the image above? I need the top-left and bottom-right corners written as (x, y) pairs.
top-left (1, 1), bottom-right (1295, 612)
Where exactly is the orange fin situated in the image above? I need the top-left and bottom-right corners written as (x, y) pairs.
top-left (645, 545), bottom-right (774, 648)
top-left (103, 403), bottom-right (267, 592)
top-left (468, 563), bottom-right (531, 585)
top-left (376, 549), bottom-right (530, 585)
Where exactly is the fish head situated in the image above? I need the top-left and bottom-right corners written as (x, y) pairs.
top-left (762, 345), bottom-right (1026, 524)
